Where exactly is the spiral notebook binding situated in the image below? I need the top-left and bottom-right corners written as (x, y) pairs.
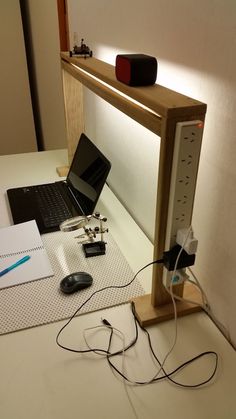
top-left (0, 246), bottom-right (44, 259)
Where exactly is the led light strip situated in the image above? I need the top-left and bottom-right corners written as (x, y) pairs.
top-left (71, 63), bottom-right (161, 118)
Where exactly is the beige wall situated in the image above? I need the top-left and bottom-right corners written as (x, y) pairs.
top-left (68, 0), bottom-right (236, 347)
top-left (25, 0), bottom-right (67, 150)
top-left (0, 1), bottom-right (37, 155)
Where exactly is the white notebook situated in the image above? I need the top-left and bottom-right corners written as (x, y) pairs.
top-left (0, 220), bottom-right (54, 289)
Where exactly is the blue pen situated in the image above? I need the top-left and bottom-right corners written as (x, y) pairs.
top-left (0, 255), bottom-right (31, 277)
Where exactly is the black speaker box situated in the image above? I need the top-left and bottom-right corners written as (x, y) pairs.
top-left (115, 54), bottom-right (157, 86)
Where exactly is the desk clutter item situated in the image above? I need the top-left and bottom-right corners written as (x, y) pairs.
top-left (0, 220), bottom-right (53, 290)
top-left (115, 54), bottom-right (157, 86)
top-left (0, 226), bottom-right (144, 335)
top-left (69, 38), bottom-right (93, 58)
top-left (60, 212), bottom-right (109, 257)
top-left (60, 271), bottom-right (93, 294)
top-left (7, 133), bottom-right (111, 234)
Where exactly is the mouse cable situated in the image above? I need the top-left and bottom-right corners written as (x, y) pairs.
top-left (55, 259), bottom-right (218, 388)
top-left (56, 258), bottom-right (163, 354)
top-left (104, 227), bottom-right (218, 388)
top-left (91, 302), bottom-right (218, 388)
top-left (57, 295), bottom-right (218, 388)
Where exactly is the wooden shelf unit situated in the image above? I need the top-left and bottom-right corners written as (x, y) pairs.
top-left (60, 52), bottom-right (207, 325)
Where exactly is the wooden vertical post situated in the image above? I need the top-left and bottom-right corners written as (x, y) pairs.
top-left (133, 115), bottom-right (205, 326)
top-left (56, 68), bottom-right (85, 176)
top-left (151, 115), bottom-right (190, 306)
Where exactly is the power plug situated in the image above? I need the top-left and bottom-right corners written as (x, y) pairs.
top-left (176, 228), bottom-right (198, 255)
top-left (163, 244), bottom-right (195, 271)
top-left (163, 268), bottom-right (190, 288)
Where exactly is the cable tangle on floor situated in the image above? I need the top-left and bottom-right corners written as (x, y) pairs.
top-left (56, 258), bottom-right (218, 388)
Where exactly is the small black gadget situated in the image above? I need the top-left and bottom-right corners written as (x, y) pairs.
top-left (115, 54), bottom-right (157, 86)
top-left (7, 133), bottom-right (111, 234)
top-left (60, 272), bottom-right (93, 294)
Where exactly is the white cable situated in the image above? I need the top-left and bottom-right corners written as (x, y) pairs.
top-left (82, 227), bottom-right (214, 386)
top-left (83, 322), bottom-right (169, 385)
top-left (168, 274), bottom-right (208, 309)
top-left (187, 267), bottom-right (209, 306)
top-left (165, 238), bottom-right (230, 341)
top-left (83, 324), bottom-right (137, 384)
top-left (147, 226), bottom-right (194, 383)
top-left (83, 325), bottom-right (125, 356)
top-left (83, 323), bottom-right (148, 386)
top-left (169, 288), bottom-right (206, 310)
top-left (187, 269), bottom-right (231, 342)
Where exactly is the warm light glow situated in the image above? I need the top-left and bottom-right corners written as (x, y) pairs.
top-left (71, 63), bottom-right (161, 118)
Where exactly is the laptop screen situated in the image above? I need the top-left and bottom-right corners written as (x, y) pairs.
top-left (67, 133), bottom-right (111, 214)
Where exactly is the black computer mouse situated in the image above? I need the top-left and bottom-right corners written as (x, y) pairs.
top-left (60, 272), bottom-right (93, 294)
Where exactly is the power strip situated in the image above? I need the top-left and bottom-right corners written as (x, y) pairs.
top-left (163, 120), bottom-right (204, 286)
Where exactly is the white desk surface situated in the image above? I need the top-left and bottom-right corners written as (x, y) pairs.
top-left (0, 150), bottom-right (235, 419)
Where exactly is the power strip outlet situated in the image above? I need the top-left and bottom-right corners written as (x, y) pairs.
top-left (163, 268), bottom-right (190, 288)
top-left (162, 120), bottom-right (203, 287)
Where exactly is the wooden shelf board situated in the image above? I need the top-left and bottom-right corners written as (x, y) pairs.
top-left (61, 60), bottom-right (162, 136)
top-left (61, 53), bottom-right (206, 119)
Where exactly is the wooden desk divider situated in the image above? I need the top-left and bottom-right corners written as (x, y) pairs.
top-left (59, 52), bottom-right (206, 326)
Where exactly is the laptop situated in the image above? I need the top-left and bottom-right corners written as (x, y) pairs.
top-left (7, 133), bottom-right (111, 234)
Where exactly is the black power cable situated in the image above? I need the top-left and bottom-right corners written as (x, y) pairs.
top-left (56, 259), bottom-right (162, 352)
top-left (56, 260), bottom-right (218, 388)
top-left (102, 303), bottom-right (218, 388)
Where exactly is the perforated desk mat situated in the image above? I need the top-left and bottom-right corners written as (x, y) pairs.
top-left (0, 228), bottom-right (145, 335)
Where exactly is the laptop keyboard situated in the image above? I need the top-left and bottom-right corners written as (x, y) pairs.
top-left (34, 184), bottom-right (72, 228)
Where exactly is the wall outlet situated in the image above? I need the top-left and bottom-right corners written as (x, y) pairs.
top-left (164, 120), bottom-right (204, 250)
